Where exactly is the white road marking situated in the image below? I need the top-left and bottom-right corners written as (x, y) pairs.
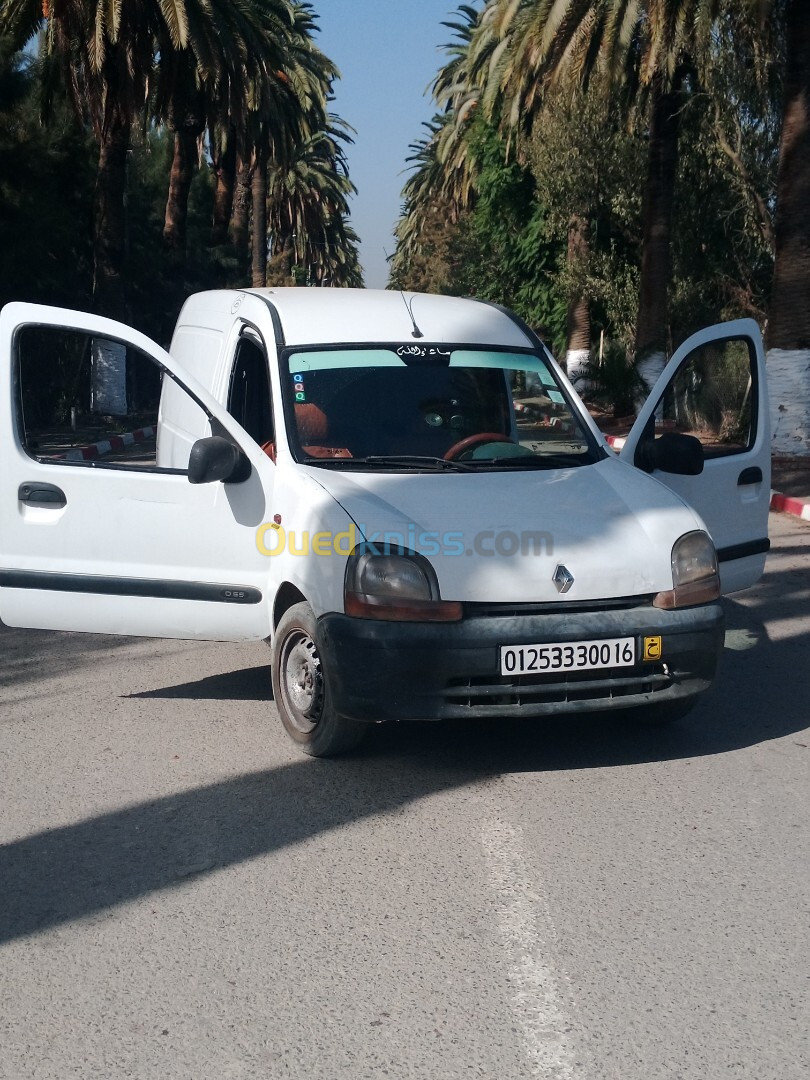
top-left (482, 819), bottom-right (581, 1080)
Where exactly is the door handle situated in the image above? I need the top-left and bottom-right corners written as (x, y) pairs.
top-left (737, 467), bottom-right (763, 486)
top-left (18, 482), bottom-right (67, 508)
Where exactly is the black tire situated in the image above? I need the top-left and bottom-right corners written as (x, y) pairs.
top-left (271, 602), bottom-right (367, 757)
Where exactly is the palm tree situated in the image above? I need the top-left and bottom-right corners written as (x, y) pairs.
top-left (754, 0), bottom-right (810, 452)
top-left (390, 115), bottom-right (476, 292)
top-left (764, 0), bottom-right (810, 351)
top-left (1, 2), bottom-right (203, 314)
top-left (681, 0), bottom-right (810, 452)
top-left (429, 3), bottom-right (595, 373)
top-left (391, 9), bottom-right (488, 289)
top-left (266, 119), bottom-right (358, 286)
top-left (155, 0), bottom-right (298, 263)
top-left (213, 1), bottom-right (341, 287)
top-left (466, 0), bottom-right (722, 389)
top-left (1, 0), bottom-right (163, 411)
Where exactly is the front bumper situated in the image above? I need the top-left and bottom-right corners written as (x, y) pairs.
top-left (317, 600), bottom-right (725, 722)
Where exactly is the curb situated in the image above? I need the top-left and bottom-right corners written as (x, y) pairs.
top-left (603, 435), bottom-right (809, 521)
top-left (770, 491), bottom-right (810, 521)
top-left (63, 426), bottom-right (156, 462)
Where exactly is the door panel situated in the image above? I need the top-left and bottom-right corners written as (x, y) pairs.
top-left (0, 303), bottom-right (276, 640)
top-left (621, 319), bottom-right (770, 593)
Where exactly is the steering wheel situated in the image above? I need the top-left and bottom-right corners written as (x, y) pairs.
top-left (444, 432), bottom-right (516, 461)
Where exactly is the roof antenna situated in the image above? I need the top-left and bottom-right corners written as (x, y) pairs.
top-left (400, 291), bottom-right (424, 338)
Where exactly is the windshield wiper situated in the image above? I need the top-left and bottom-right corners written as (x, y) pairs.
top-left (305, 452), bottom-right (592, 471)
top-left (476, 453), bottom-right (590, 469)
top-left (312, 454), bottom-right (478, 472)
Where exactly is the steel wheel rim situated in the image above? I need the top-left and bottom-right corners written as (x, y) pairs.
top-left (279, 628), bottom-right (324, 735)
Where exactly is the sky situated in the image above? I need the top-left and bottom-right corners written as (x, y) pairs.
top-left (314, 1), bottom-right (468, 288)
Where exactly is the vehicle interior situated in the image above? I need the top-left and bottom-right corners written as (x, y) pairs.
top-left (283, 348), bottom-right (596, 466)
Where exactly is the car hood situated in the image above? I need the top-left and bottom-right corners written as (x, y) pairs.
top-left (309, 456), bottom-right (703, 603)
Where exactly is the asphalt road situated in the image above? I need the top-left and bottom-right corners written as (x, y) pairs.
top-left (1, 514), bottom-right (808, 1080)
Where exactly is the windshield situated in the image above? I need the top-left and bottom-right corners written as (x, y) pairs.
top-left (282, 345), bottom-right (600, 470)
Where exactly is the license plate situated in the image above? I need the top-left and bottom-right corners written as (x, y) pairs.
top-left (500, 637), bottom-right (636, 676)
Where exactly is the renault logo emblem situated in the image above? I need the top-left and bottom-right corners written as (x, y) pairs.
top-left (553, 565), bottom-right (574, 593)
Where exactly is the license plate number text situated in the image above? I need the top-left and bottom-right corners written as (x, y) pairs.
top-left (500, 637), bottom-right (635, 676)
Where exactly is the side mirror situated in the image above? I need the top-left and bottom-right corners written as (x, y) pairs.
top-left (188, 436), bottom-right (250, 485)
top-left (635, 431), bottom-right (704, 476)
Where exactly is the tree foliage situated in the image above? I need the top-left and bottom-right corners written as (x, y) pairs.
top-left (451, 119), bottom-right (568, 350)
top-left (0, 1), bottom-right (361, 333)
top-left (392, 0), bottom-right (782, 372)
top-left (0, 42), bottom-right (95, 312)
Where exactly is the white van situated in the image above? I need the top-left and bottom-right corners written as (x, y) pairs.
top-left (0, 289), bottom-right (770, 755)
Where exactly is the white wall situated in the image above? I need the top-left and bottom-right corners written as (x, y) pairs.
top-left (767, 349), bottom-right (810, 455)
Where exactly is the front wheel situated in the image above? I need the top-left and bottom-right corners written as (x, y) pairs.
top-left (271, 602), bottom-right (367, 757)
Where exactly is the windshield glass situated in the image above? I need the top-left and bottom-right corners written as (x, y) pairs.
top-left (282, 345), bottom-right (599, 469)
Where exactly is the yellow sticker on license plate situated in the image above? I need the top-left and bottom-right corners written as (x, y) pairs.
top-left (643, 636), bottom-right (663, 661)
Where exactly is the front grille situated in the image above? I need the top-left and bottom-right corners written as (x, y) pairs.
top-left (465, 595), bottom-right (655, 618)
top-left (444, 664), bottom-right (672, 709)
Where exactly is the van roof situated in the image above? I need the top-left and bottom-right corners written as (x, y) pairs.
top-left (182, 288), bottom-right (537, 350)
top-left (258, 288), bottom-right (534, 349)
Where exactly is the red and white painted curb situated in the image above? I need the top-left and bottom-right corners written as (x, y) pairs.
top-left (63, 426), bottom-right (155, 462)
top-left (770, 491), bottom-right (810, 521)
top-left (603, 434), bottom-right (810, 520)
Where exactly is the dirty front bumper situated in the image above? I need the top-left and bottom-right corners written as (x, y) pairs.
top-left (317, 600), bottom-right (725, 723)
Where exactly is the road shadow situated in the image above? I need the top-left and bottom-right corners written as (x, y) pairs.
top-left (0, 751), bottom-right (484, 945)
top-left (0, 622), bottom-right (138, 691)
top-left (2, 551), bottom-right (809, 947)
top-left (127, 665), bottom-right (273, 702)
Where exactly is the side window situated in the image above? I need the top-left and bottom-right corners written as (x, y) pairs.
top-left (650, 336), bottom-right (756, 457)
top-left (226, 336), bottom-right (273, 447)
top-left (16, 326), bottom-right (209, 471)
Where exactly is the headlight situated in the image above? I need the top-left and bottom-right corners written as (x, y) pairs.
top-left (654, 531), bottom-right (720, 609)
top-left (353, 552), bottom-right (433, 601)
top-left (344, 547), bottom-right (462, 622)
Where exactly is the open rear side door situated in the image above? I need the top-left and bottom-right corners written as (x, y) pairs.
top-left (620, 319), bottom-right (770, 594)
top-left (0, 302), bottom-right (275, 640)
